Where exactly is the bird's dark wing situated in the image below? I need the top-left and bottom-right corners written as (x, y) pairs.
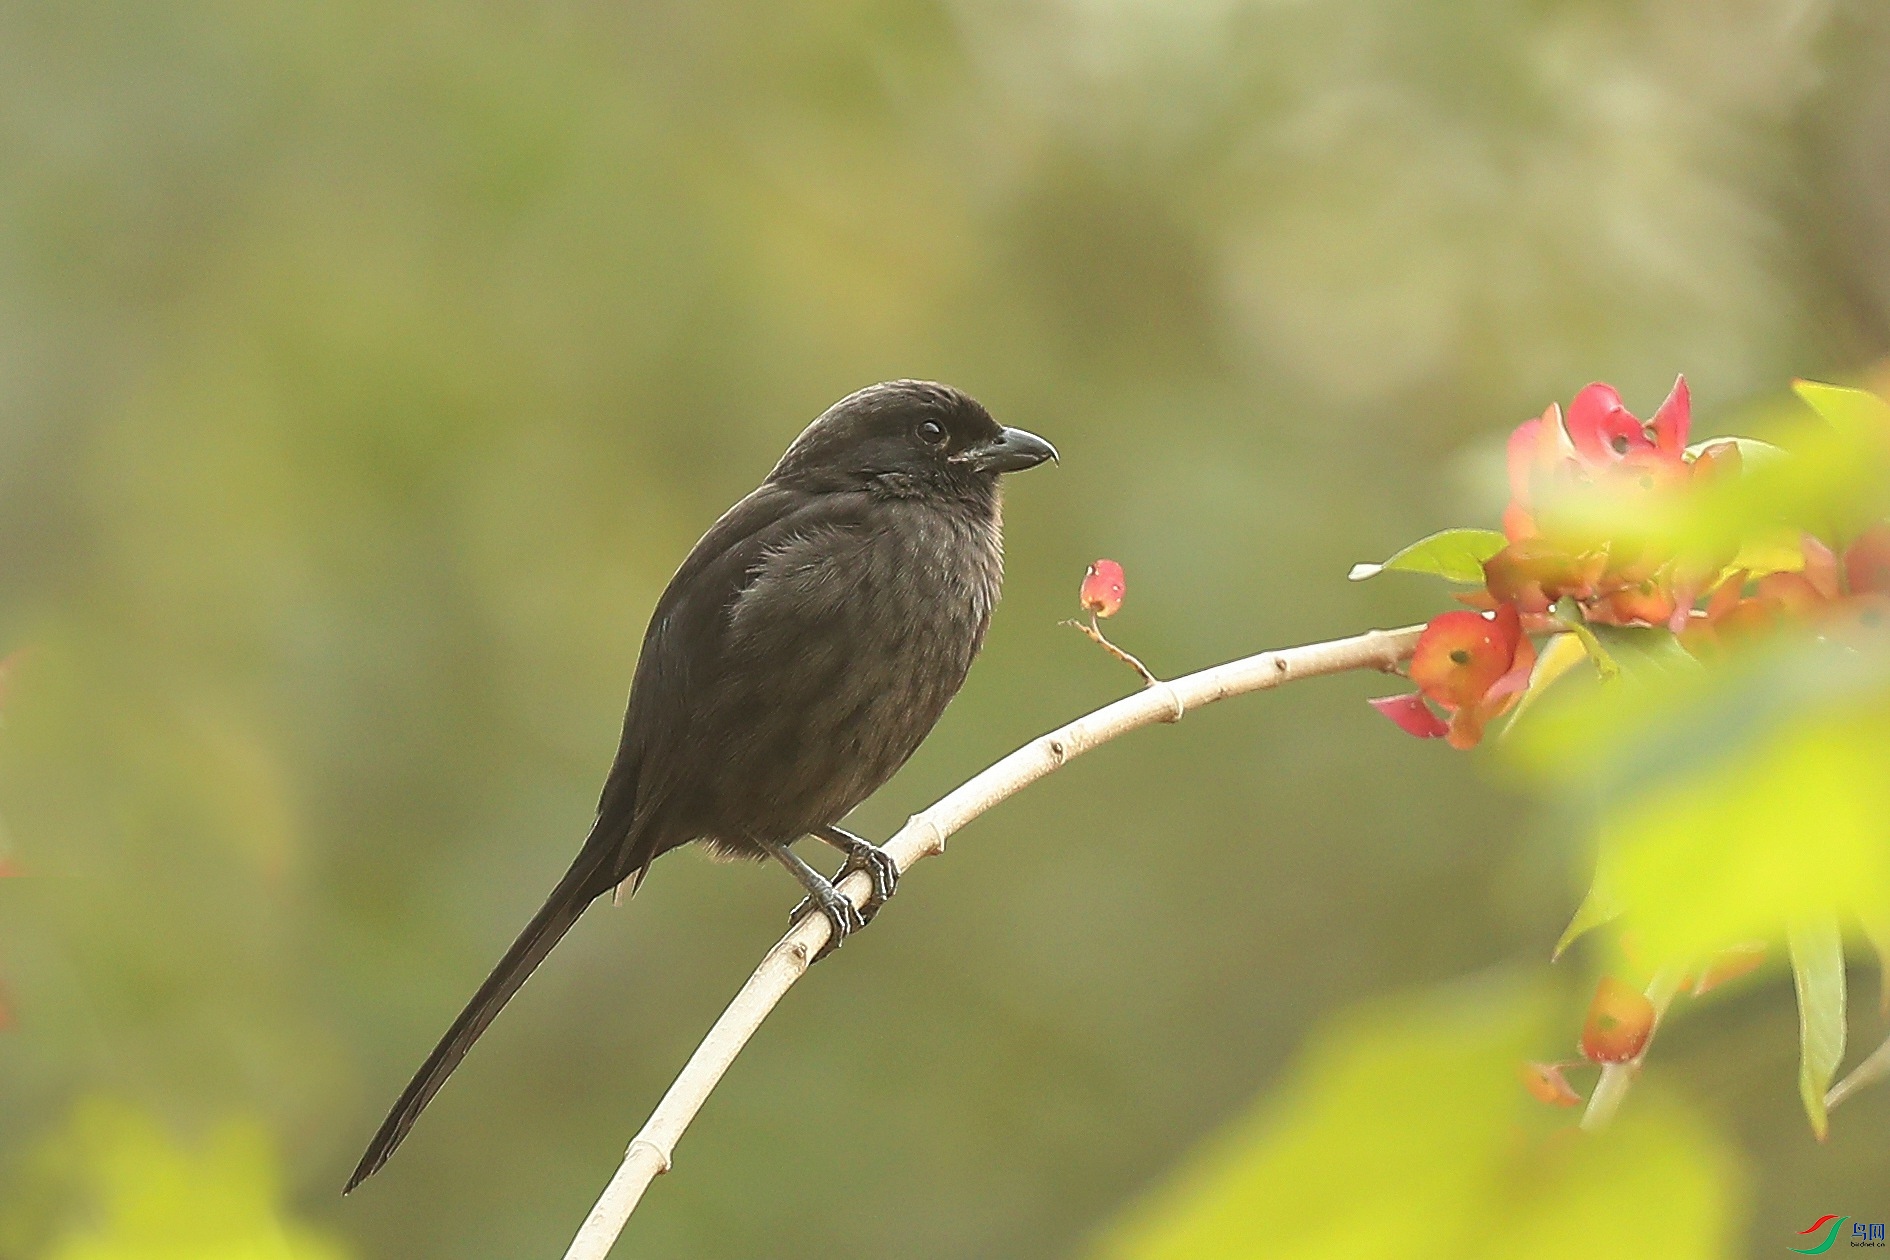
top-left (346, 481), bottom-right (850, 1193)
top-left (596, 482), bottom-right (873, 876)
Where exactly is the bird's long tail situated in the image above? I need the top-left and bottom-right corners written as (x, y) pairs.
top-left (344, 848), bottom-right (615, 1193)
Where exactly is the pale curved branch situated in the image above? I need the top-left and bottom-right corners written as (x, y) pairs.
top-left (561, 622), bottom-right (1427, 1260)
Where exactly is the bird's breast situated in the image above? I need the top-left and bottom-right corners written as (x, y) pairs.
top-left (700, 499), bottom-right (1004, 843)
top-left (736, 501), bottom-right (1000, 660)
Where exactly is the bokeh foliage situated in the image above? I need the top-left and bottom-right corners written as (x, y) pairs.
top-left (1097, 982), bottom-right (1736, 1260)
top-left (4, 1), bottom-right (1890, 1256)
top-left (1081, 384), bottom-right (1890, 1260)
top-left (13, 1100), bottom-right (344, 1260)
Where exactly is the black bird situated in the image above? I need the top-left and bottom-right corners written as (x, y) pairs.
top-left (346, 380), bottom-right (1055, 1191)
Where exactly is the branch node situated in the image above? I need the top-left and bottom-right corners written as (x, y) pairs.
top-left (1045, 737), bottom-right (1067, 765)
top-left (628, 1138), bottom-right (672, 1175)
top-left (1152, 681), bottom-right (1186, 722)
top-left (908, 813), bottom-right (947, 857)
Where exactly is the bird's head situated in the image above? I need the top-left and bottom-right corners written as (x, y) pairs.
top-left (767, 380), bottom-right (1057, 501)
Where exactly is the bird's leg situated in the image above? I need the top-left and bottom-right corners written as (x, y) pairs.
top-left (762, 838), bottom-right (865, 963)
top-left (788, 826), bottom-right (899, 927)
top-left (810, 824), bottom-right (899, 922)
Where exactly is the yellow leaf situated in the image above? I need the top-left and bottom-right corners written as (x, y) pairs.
top-left (1789, 918), bottom-right (1847, 1141)
top-left (36, 1099), bottom-right (348, 1260)
top-left (1508, 641), bottom-right (1890, 963)
top-left (1502, 632), bottom-right (1589, 735)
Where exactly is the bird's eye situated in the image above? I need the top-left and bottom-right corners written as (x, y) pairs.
top-left (916, 419), bottom-right (947, 446)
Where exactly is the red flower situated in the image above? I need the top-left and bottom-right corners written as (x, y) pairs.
top-left (1079, 560), bottom-right (1126, 618)
top-left (1368, 693), bottom-right (1448, 740)
top-left (1503, 403), bottom-right (1576, 542)
top-left (1377, 603), bottom-right (1537, 750)
top-left (1483, 540), bottom-right (1605, 615)
top-left (1411, 607), bottom-right (1522, 708)
top-left (1681, 528), bottom-right (1890, 658)
top-left (1679, 568), bottom-right (1776, 659)
top-left (1564, 378), bottom-right (1690, 466)
top-left (1505, 378), bottom-right (1691, 544)
top-left (1584, 557), bottom-right (1679, 629)
top-left (1489, 378), bottom-right (1747, 630)
top-left (1580, 976), bottom-right (1656, 1064)
top-left (1519, 1061), bottom-right (1584, 1108)
top-left (1846, 522), bottom-right (1890, 596)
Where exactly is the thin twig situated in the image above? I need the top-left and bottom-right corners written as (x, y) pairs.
top-left (1062, 615), bottom-right (1160, 688)
top-left (1826, 1029), bottom-right (1890, 1113)
top-left (1579, 962), bottom-right (1689, 1132)
top-left (560, 622), bottom-right (1425, 1259)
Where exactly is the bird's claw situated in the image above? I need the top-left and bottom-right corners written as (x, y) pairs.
top-left (842, 842), bottom-right (899, 923)
top-left (790, 880), bottom-right (867, 963)
top-left (810, 832), bottom-right (899, 923)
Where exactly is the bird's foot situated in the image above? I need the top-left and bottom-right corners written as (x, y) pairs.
top-left (813, 826), bottom-right (900, 923)
top-left (789, 876), bottom-right (867, 963)
top-left (834, 836), bottom-right (900, 922)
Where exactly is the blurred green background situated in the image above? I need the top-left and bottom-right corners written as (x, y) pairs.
top-left (3, 0), bottom-right (1890, 1256)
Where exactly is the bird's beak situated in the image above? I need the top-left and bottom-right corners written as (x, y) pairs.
top-left (956, 426), bottom-right (1059, 473)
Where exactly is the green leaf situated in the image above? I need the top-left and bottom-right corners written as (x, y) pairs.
top-left (1554, 864), bottom-right (1623, 961)
top-left (1793, 380), bottom-right (1890, 441)
top-left (1348, 528), bottom-right (1508, 584)
top-left (1588, 626), bottom-right (1700, 683)
top-left (1551, 599), bottom-right (1620, 681)
top-left (1788, 917), bottom-right (1847, 1141)
top-left (1683, 435), bottom-right (1787, 468)
top-left (1725, 527), bottom-right (1808, 578)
